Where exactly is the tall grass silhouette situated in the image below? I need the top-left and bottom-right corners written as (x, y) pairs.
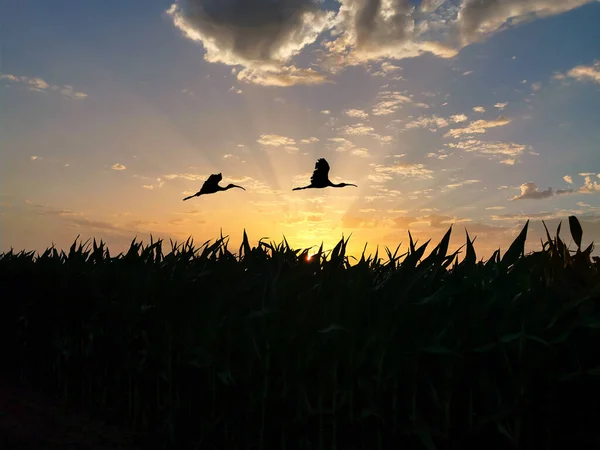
top-left (1, 216), bottom-right (599, 449)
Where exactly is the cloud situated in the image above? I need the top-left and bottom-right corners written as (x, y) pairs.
top-left (327, 137), bottom-right (369, 156)
top-left (300, 137), bottom-right (320, 144)
top-left (341, 123), bottom-right (375, 136)
top-left (167, 0), bottom-right (334, 86)
top-left (445, 139), bottom-right (526, 160)
top-left (370, 162), bottom-right (434, 181)
top-left (494, 102), bottom-right (508, 110)
top-left (30, 156), bottom-right (39, 160)
top-left (445, 179), bottom-right (481, 189)
top-left (486, 206), bottom-right (506, 210)
top-left (163, 173), bottom-right (207, 181)
top-left (563, 175), bottom-right (573, 184)
top-left (321, 110), bottom-right (331, 115)
top-left (511, 182), bottom-right (574, 200)
top-left (580, 176), bottom-right (600, 193)
top-left (531, 82), bottom-right (542, 91)
top-left (450, 114), bottom-right (468, 123)
top-left (167, 0), bottom-right (334, 68)
top-left (473, 106), bottom-right (486, 113)
top-left (319, 0), bottom-right (458, 71)
top-left (142, 185), bottom-right (154, 190)
top-left (444, 116), bottom-right (512, 138)
top-left (0, 73), bottom-right (87, 99)
top-left (257, 134), bottom-right (296, 147)
top-left (237, 65), bottom-right (330, 86)
top-left (404, 115), bottom-right (449, 131)
top-left (344, 108), bottom-right (369, 119)
top-left (564, 60), bottom-right (600, 84)
top-left (166, 0), bottom-right (598, 83)
top-left (456, 0), bottom-right (597, 46)
top-left (370, 61), bottom-right (403, 77)
top-left (111, 163), bottom-right (126, 171)
top-left (372, 90), bottom-right (413, 115)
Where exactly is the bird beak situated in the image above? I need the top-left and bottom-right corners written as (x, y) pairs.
top-left (232, 184), bottom-right (246, 190)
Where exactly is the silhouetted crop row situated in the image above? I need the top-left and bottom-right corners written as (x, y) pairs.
top-left (1, 217), bottom-right (600, 449)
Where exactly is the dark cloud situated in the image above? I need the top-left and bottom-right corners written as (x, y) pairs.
top-left (167, 0), bottom-right (598, 81)
top-left (167, 0), bottom-right (334, 68)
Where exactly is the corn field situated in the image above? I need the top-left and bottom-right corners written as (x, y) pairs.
top-left (1, 216), bottom-right (600, 449)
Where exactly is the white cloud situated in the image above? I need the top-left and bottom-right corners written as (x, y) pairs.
top-left (531, 82), bottom-right (542, 91)
top-left (563, 175), bottom-right (573, 184)
top-left (300, 137), bottom-right (320, 144)
top-left (111, 163), bottom-right (126, 171)
top-left (143, 185), bottom-right (154, 190)
top-left (404, 115), bottom-right (450, 131)
top-left (30, 156), bottom-right (39, 160)
top-left (494, 102), bottom-right (508, 110)
top-left (327, 137), bottom-right (369, 156)
top-left (445, 139), bottom-right (526, 159)
top-left (580, 176), bottom-right (600, 193)
top-left (341, 123), bottom-right (375, 136)
top-left (370, 61), bottom-right (403, 77)
top-left (450, 114), bottom-right (468, 123)
top-left (511, 182), bottom-right (574, 200)
top-left (229, 86), bottom-right (243, 94)
top-left (351, 148), bottom-right (370, 157)
top-left (371, 162), bottom-right (434, 180)
top-left (564, 60), bottom-right (600, 84)
top-left (164, 173), bottom-right (207, 181)
top-left (0, 73), bottom-right (87, 99)
top-left (237, 65), bottom-right (331, 87)
top-left (321, 110), bottom-right (331, 115)
top-left (372, 91), bottom-right (413, 115)
top-left (257, 134), bottom-right (296, 147)
top-left (472, 106), bottom-right (486, 113)
top-left (444, 116), bottom-right (512, 138)
top-left (344, 109), bottom-right (369, 119)
top-left (445, 179), bottom-right (481, 189)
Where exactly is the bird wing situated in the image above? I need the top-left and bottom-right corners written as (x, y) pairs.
top-left (200, 173), bottom-right (222, 193)
top-left (205, 173), bottom-right (221, 186)
top-left (310, 158), bottom-right (330, 186)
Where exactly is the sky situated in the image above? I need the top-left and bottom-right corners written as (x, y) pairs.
top-left (1, 0), bottom-right (600, 261)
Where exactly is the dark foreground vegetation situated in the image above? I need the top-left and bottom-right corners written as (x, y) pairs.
top-left (1, 216), bottom-right (600, 449)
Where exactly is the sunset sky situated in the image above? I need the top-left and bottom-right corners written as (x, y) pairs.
top-left (1, 0), bottom-right (600, 260)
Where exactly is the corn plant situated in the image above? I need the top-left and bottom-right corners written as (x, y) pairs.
top-left (1, 216), bottom-right (599, 450)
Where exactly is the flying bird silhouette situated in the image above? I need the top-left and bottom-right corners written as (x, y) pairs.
top-left (182, 173), bottom-right (245, 201)
top-left (293, 158), bottom-right (357, 191)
